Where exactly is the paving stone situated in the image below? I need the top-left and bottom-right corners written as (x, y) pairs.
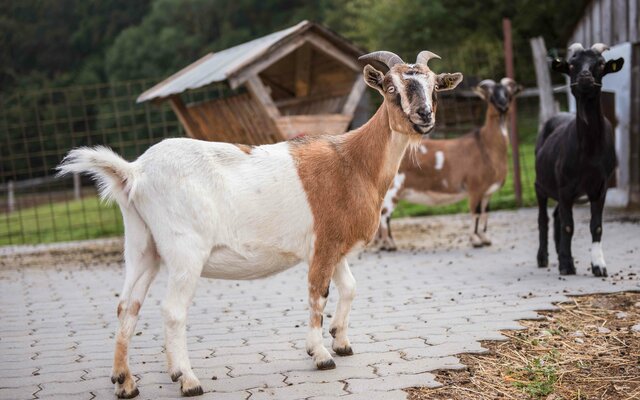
top-left (249, 381), bottom-right (346, 399)
top-left (1, 208), bottom-right (638, 400)
top-left (345, 372), bottom-right (440, 393)
top-left (311, 389), bottom-right (409, 400)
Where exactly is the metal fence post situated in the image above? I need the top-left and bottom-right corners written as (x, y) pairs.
top-left (7, 180), bottom-right (15, 213)
top-left (73, 173), bottom-right (81, 200)
top-left (503, 18), bottom-right (523, 207)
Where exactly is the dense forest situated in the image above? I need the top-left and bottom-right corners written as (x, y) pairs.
top-left (1, 0), bottom-right (587, 92)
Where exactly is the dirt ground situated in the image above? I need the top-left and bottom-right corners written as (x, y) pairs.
top-left (407, 292), bottom-right (640, 400)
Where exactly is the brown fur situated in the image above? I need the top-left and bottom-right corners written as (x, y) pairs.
top-left (290, 103), bottom-right (413, 327)
top-left (129, 300), bottom-right (141, 316)
top-left (234, 144), bottom-right (253, 154)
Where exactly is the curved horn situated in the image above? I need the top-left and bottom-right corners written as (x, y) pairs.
top-left (567, 42), bottom-right (584, 59)
top-left (358, 51), bottom-right (404, 69)
top-left (591, 43), bottom-right (610, 54)
top-left (416, 51), bottom-right (441, 67)
top-left (500, 77), bottom-right (515, 87)
top-left (478, 79), bottom-right (496, 89)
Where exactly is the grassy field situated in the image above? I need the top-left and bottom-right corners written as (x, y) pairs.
top-left (0, 196), bottom-right (122, 246)
top-left (1, 143), bottom-right (538, 246)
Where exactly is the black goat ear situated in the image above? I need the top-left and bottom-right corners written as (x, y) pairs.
top-left (604, 58), bottom-right (624, 75)
top-left (551, 59), bottom-right (569, 75)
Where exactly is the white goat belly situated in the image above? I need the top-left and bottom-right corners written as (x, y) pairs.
top-left (403, 189), bottom-right (467, 206)
top-left (202, 245), bottom-right (302, 279)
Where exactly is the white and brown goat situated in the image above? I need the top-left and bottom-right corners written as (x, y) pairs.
top-left (375, 78), bottom-right (521, 250)
top-left (57, 51), bottom-right (462, 398)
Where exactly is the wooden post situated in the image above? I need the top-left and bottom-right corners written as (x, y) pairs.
top-left (73, 173), bottom-right (81, 200)
top-left (7, 180), bottom-right (15, 213)
top-left (169, 95), bottom-right (202, 139)
top-left (295, 45), bottom-right (312, 97)
top-left (503, 18), bottom-right (522, 207)
top-left (341, 75), bottom-right (366, 116)
top-left (530, 37), bottom-right (558, 131)
top-left (245, 75), bottom-right (281, 120)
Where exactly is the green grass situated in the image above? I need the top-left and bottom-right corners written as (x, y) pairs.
top-left (0, 196), bottom-right (123, 246)
top-left (510, 353), bottom-right (559, 398)
top-left (394, 142), bottom-right (537, 218)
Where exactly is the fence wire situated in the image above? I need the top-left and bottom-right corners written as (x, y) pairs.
top-left (0, 79), bottom-right (565, 246)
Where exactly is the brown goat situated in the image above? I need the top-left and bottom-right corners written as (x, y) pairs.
top-left (375, 78), bottom-right (521, 250)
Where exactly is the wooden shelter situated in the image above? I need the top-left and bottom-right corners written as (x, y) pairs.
top-left (137, 21), bottom-right (367, 144)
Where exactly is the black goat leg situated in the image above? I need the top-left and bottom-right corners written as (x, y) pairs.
top-left (557, 195), bottom-right (576, 275)
top-left (536, 188), bottom-right (549, 267)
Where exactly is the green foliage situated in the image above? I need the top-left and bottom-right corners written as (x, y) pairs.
top-left (511, 353), bottom-right (559, 398)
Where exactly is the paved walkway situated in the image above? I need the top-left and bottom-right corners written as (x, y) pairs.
top-left (1, 207), bottom-right (639, 400)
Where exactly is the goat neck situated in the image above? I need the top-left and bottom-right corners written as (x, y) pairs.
top-left (575, 93), bottom-right (606, 153)
top-left (340, 103), bottom-right (412, 199)
top-left (480, 101), bottom-right (510, 149)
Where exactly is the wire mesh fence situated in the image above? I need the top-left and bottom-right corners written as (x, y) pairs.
top-left (0, 77), bottom-right (568, 246)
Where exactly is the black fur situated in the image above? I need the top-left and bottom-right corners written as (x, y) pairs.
top-left (535, 47), bottom-right (622, 276)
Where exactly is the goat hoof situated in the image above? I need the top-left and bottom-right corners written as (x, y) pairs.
top-left (537, 253), bottom-right (548, 268)
top-left (181, 385), bottom-right (204, 397)
top-left (316, 358), bottom-right (336, 370)
top-left (171, 371), bottom-right (183, 382)
top-left (559, 266), bottom-right (576, 275)
top-left (334, 346), bottom-right (353, 356)
top-left (591, 264), bottom-right (608, 277)
top-left (116, 387), bottom-right (139, 399)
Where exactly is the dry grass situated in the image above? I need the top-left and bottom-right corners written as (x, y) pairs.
top-left (407, 292), bottom-right (640, 400)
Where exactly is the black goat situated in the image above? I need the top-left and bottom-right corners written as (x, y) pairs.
top-left (535, 43), bottom-right (623, 276)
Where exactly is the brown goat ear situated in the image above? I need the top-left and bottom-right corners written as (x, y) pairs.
top-left (436, 72), bottom-right (463, 91)
top-left (363, 64), bottom-right (385, 92)
top-left (551, 59), bottom-right (570, 75)
top-left (604, 58), bottom-right (624, 75)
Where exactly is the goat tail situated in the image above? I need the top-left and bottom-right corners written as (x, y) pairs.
top-left (57, 146), bottom-right (138, 205)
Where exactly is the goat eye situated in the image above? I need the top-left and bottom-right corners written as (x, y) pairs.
top-left (387, 86), bottom-right (396, 93)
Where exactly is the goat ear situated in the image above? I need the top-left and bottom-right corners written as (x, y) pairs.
top-left (472, 86), bottom-right (488, 100)
top-left (363, 64), bottom-right (385, 92)
top-left (604, 58), bottom-right (624, 75)
top-left (436, 72), bottom-right (463, 92)
top-left (551, 59), bottom-right (570, 75)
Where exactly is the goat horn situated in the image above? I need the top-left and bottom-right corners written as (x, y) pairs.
top-left (416, 51), bottom-right (441, 67)
top-left (591, 43), bottom-right (610, 54)
top-left (500, 77), bottom-right (515, 87)
top-left (478, 79), bottom-right (496, 88)
top-left (567, 42), bottom-right (584, 58)
top-left (358, 51), bottom-right (404, 69)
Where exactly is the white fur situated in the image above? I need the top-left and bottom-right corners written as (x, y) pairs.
top-left (434, 151), bottom-right (445, 170)
top-left (57, 138), bottom-right (320, 394)
top-left (391, 73), bottom-right (411, 114)
top-left (404, 73), bottom-right (435, 114)
top-left (381, 173), bottom-right (405, 218)
top-left (419, 145), bottom-right (428, 154)
top-left (485, 182), bottom-right (502, 195)
top-left (591, 241), bottom-right (606, 268)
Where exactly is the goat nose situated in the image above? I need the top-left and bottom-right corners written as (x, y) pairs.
top-left (579, 70), bottom-right (592, 77)
top-left (417, 107), bottom-right (432, 122)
